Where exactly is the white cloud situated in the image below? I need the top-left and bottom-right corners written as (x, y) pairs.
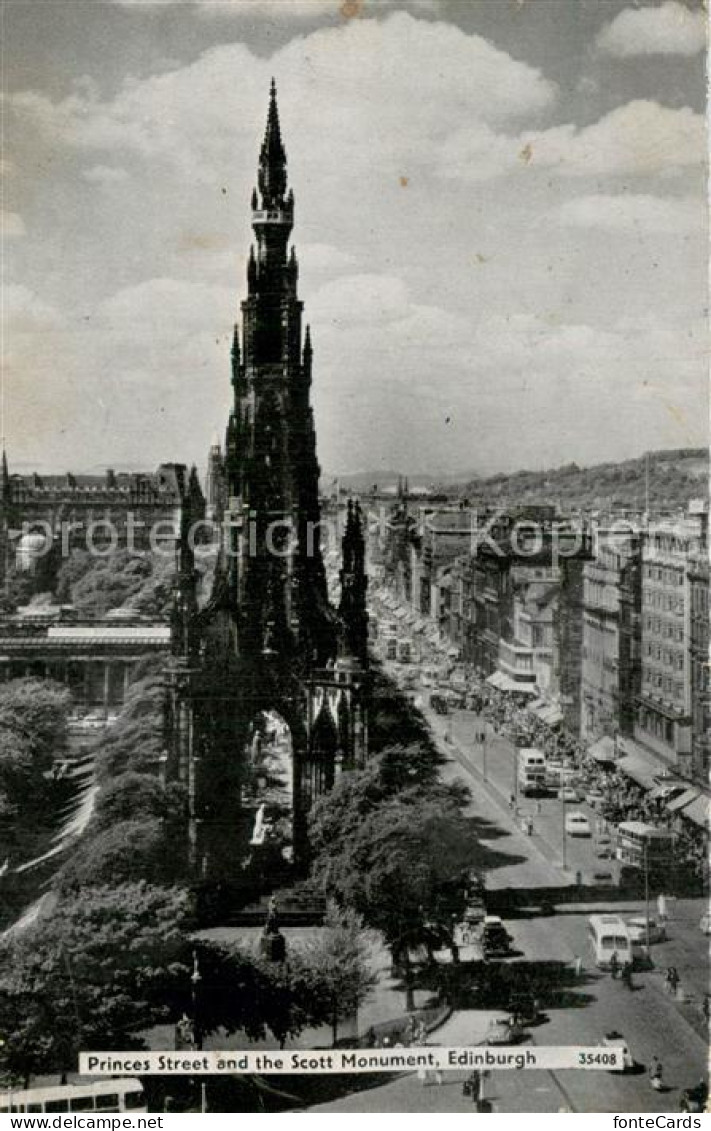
top-left (438, 100), bottom-right (705, 182)
top-left (597, 2), bottom-right (706, 57)
top-left (97, 276), bottom-right (235, 332)
top-left (83, 164), bottom-right (130, 184)
top-left (2, 211), bottom-right (26, 238)
top-left (9, 14), bottom-right (556, 178)
top-left (557, 192), bottom-right (705, 235)
top-left (4, 284), bottom-right (63, 330)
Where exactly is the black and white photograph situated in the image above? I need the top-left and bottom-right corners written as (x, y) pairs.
top-left (0, 0), bottom-right (708, 1118)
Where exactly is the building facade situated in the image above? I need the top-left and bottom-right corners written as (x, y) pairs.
top-left (580, 534), bottom-right (641, 745)
top-left (635, 520), bottom-right (699, 774)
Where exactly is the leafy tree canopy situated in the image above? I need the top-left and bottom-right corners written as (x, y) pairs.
top-left (0, 883), bottom-right (193, 1084)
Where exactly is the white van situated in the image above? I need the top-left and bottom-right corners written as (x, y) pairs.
top-left (587, 914), bottom-right (633, 969)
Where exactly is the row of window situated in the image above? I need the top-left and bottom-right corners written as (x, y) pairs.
top-left (643, 616), bottom-right (684, 641)
top-left (642, 671), bottom-right (685, 700)
top-left (644, 564), bottom-right (684, 586)
top-left (644, 643), bottom-right (684, 670)
top-left (643, 590), bottom-right (684, 614)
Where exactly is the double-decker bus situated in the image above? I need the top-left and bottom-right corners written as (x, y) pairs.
top-left (616, 821), bottom-right (675, 889)
top-left (517, 748), bottom-right (547, 796)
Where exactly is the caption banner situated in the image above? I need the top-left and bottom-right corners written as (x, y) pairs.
top-left (80, 1047), bottom-right (623, 1076)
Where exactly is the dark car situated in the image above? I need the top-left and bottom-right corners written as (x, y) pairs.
top-left (430, 694), bottom-right (449, 715)
top-left (680, 1082), bottom-right (708, 1113)
top-left (481, 916), bottom-right (512, 957)
top-left (508, 992), bottom-right (541, 1026)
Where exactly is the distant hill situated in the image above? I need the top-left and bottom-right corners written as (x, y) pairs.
top-left (322, 468), bottom-right (483, 493)
top-left (458, 449), bottom-right (709, 512)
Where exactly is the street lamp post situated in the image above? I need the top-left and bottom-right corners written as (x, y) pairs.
top-left (644, 841), bottom-right (651, 956)
top-left (191, 949), bottom-right (203, 1051)
top-left (482, 725), bottom-right (488, 784)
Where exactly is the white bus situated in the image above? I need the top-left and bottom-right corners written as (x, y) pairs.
top-left (587, 914), bottom-right (633, 969)
top-left (517, 748), bottom-right (547, 796)
top-left (0, 1079), bottom-right (146, 1114)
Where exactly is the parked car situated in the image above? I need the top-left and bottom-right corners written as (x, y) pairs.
top-left (680, 1082), bottom-right (708, 1113)
top-left (485, 1017), bottom-right (526, 1046)
top-left (480, 915), bottom-right (512, 957)
top-left (559, 786), bottom-right (581, 804)
top-left (627, 917), bottom-right (666, 945)
top-left (430, 693), bottom-right (449, 715)
top-left (508, 992), bottom-right (542, 1026)
top-left (602, 1031), bottom-right (634, 1072)
top-left (565, 812), bottom-right (592, 838)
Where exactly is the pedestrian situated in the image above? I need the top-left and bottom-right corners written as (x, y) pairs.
top-left (621, 960), bottom-right (633, 990)
top-left (649, 1056), bottom-right (663, 1092)
top-left (464, 1070), bottom-right (481, 1107)
top-left (509, 793), bottom-right (515, 809)
top-left (668, 966), bottom-right (679, 996)
top-left (609, 951), bottom-right (619, 980)
top-left (573, 954), bottom-right (583, 979)
top-left (434, 1069), bottom-right (443, 1086)
top-left (417, 1066), bottom-right (428, 1087)
top-left (527, 817), bottom-right (534, 836)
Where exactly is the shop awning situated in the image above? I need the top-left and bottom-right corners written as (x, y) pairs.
top-left (678, 794), bottom-right (709, 829)
top-left (486, 671), bottom-right (537, 694)
top-left (649, 782), bottom-right (686, 801)
top-left (665, 787), bottom-right (701, 813)
top-left (588, 736), bottom-right (617, 764)
top-left (616, 748), bottom-right (661, 791)
top-left (537, 705), bottom-right (563, 726)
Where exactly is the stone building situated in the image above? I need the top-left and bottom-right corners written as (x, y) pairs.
top-left (0, 457), bottom-right (204, 569)
top-left (688, 545), bottom-right (710, 782)
top-left (580, 533), bottom-right (642, 745)
top-left (635, 516), bottom-right (702, 776)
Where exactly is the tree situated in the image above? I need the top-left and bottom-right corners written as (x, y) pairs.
top-left (0, 883), bottom-right (193, 1085)
top-left (92, 772), bottom-right (185, 833)
top-left (192, 943), bottom-right (330, 1050)
top-left (310, 761), bottom-right (469, 894)
top-left (298, 903), bottom-right (376, 1044)
top-left (58, 817), bottom-right (184, 891)
top-left (0, 678), bottom-right (70, 776)
top-left (65, 550), bottom-right (155, 615)
top-left (0, 679), bottom-right (71, 860)
top-left (312, 788), bottom-right (477, 969)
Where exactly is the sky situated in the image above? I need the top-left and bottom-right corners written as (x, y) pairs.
top-left (2, 0), bottom-right (707, 478)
